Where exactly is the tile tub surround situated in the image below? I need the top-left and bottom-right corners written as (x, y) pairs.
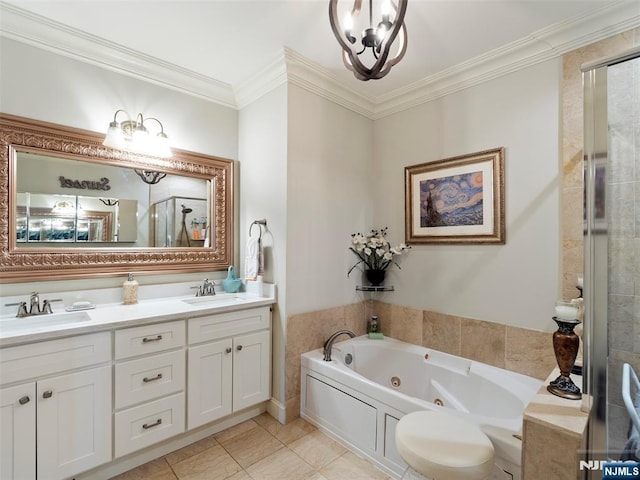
top-left (522, 369), bottom-right (589, 480)
top-left (285, 302), bottom-right (366, 422)
top-left (285, 300), bottom-right (557, 422)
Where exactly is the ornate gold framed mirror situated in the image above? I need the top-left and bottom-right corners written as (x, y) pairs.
top-left (1, 113), bottom-right (233, 282)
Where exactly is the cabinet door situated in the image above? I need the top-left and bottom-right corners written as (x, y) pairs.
top-left (233, 330), bottom-right (270, 411)
top-left (187, 338), bottom-right (233, 429)
top-left (37, 365), bottom-right (112, 480)
top-left (0, 383), bottom-right (36, 480)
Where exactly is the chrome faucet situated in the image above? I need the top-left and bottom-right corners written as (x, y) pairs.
top-left (29, 292), bottom-right (40, 314)
top-left (322, 330), bottom-right (356, 362)
top-left (194, 278), bottom-right (216, 297)
top-left (5, 292), bottom-right (62, 318)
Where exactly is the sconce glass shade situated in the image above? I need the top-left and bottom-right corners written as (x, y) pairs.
top-left (103, 110), bottom-right (172, 158)
top-left (103, 121), bottom-right (125, 149)
top-left (151, 132), bottom-right (172, 158)
top-left (329, 0), bottom-right (408, 81)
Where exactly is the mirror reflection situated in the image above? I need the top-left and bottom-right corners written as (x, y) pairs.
top-left (16, 192), bottom-right (137, 243)
top-left (153, 197), bottom-right (208, 247)
top-left (15, 152), bottom-right (211, 248)
top-left (1, 113), bottom-right (232, 282)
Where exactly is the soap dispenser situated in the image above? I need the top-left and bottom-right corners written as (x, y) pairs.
top-left (369, 315), bottom-right (378, 333)
top-left (123, 272), bottom-right (139, 305)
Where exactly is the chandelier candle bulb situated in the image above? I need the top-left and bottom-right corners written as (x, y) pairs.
top-left (555, 300), bottom-right (578, 320)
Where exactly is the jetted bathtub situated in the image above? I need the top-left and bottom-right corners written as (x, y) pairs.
top-left (300, 335), bottom-right (542, 480)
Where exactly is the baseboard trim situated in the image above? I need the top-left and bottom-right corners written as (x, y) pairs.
top-left (266, 396), bottom-right (286, 424)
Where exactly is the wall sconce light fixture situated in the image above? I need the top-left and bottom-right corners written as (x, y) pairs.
top-left (329, 0), bottom-right (408, 81)
top-left (103, 109), bottom-right (172, 158)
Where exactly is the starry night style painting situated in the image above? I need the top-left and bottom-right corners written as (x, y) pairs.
top-left (420, 171), bottom-right (484, 228)
top-left (405, 148), bottom-right (505, 244)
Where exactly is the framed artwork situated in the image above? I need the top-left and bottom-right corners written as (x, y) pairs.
top-left (404, 147), bottom-right (505, 244)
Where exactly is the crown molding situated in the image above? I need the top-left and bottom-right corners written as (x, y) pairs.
top-left (239, 1), bottom-right (639, 119)
top-left (372, 1), bottom-right (640, 118)
top-left (1, 1), bottom-right (638, 119)
top-left (0, 2), bottom-right (237, 109)
top-left (283, 48), bottom-right (377, 119)
top-left (234, 50), bottom-right (288, 110)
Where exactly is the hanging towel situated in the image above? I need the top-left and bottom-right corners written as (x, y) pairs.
top-left (258, 236), bottom-right (264, 276)
top-left (244, 235), bottom-right (264, 280)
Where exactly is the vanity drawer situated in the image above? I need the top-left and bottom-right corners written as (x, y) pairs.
top-left (0, 332), bottom-right (111, 385)
top-left (115, 320), bottom-right (185, 359)
top-left (114, 392), bottom-right (185, 458)
top-left (188, 307), bottom-right (270, 344)
top-left (114, 350), bottom-right (185, 409)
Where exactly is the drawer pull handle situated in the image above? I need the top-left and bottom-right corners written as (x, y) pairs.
top-left (142, 335), bottom-right (163, 343)
top-left (142, 418), bottom-right (162, 430)
top-left (18, 396), bottom-right (30, 405)
top-left (225, 347), bottom-right (232, 354)
top-left (42, 390), bottom-right (53, 399)
top-left (236, 345), bottom-right (243, 351)
top-left (143, 373), bottom-right (163, 383)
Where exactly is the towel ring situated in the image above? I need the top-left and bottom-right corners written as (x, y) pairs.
top-left (249, 219), bottom-right (267, 239)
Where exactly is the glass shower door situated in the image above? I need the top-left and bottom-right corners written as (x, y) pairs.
top-left (583, 50), bottom-right (640, 473)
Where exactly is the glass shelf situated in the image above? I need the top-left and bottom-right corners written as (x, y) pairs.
top-left (356, 285), bottom-right (394, 292)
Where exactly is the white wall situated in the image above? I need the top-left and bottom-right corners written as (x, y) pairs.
top-left (0, 39), bottom-right (237, 159)
top-left (238, 84), bottom-right (288, 405)
top-left (0, 38), bottom-right (239, 296)
top-left (286, 84), bottom-right (374, 315)
top-left (373, 59), bottom-right (562, 332)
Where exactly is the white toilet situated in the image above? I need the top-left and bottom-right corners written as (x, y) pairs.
top-left (395, 411), bottom-right (495, 480)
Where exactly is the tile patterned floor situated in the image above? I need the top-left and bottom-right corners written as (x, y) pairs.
top-left (109, 413), bottom-right (394, 480)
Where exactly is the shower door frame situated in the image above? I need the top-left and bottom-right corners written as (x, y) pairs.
top-left (581, 46), bottom-right (640, 475)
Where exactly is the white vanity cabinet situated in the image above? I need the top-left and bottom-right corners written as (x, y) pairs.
top-left (0, 332), bottom-right (112, 480)
top-left (0, 382), bottom-right (36, 480)
top-left (113, 320), bottom-right (186, 458)
top-left (187, 307), bottom-right (271, 429)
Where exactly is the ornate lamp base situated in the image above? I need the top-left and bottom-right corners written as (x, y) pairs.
top-left (548, 316), bottom-right (582, 400)
top-left (547, 375), bottom-right (582, 400)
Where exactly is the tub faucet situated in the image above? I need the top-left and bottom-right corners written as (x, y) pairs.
top-left (323, 330), bottom-right (356, 362)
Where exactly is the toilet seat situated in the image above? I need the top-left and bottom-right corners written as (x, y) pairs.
top-left (395, 411), bottom-right (495, 480)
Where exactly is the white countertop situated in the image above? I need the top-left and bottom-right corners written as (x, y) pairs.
top-left (0, 282), bottom-right (276, 347)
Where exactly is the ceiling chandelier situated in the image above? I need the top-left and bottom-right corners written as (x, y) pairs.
top-left (134, 170), bottom-right (167, 185)
top-left (103, 110), bottom-right (172, 158)
top-left (329, 0), bottom-right (408, 81)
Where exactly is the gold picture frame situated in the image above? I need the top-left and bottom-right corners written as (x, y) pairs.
top-left (405, 147), bottom-right (505, 244)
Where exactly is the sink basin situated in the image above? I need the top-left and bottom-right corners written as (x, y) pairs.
top-left (0, 311), bottom-right (92, 334)
top-left (181, 294), bottom-right (245, 306)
